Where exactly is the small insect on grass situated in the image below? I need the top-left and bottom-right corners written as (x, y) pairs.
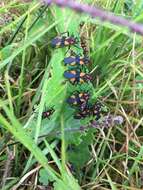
top-left (42, 108), bottom-right (55, 119)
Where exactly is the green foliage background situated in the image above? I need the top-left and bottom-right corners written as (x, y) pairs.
top-left (1, 0), bottom-right (143, 189)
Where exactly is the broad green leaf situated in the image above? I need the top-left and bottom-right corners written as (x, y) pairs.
top-left (39, 168), bottom-right (54, 186)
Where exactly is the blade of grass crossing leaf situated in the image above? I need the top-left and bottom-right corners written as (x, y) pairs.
top-left (22, 154), bottom-right (34, 176)
top-left (0, 108), bottom-right (59, 180)
top-left (22, 140), bottom-right (59, 175)
top-left (34, 64), bottom-right (51, 143)
top-left (44, 139), bottom-right (62, 172)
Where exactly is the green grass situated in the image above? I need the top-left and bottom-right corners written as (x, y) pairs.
top-left (0, 0), bottom-right (143, 189)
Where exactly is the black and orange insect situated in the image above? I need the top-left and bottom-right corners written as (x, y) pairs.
top-left (67, 91), bottom-right (90, 110)
top-left (91, 102), bottom-right (102, 120)
top-left (64, 54), bottom-right (90, 66)
top-left (42, 108), bottom-right (55, 119)
top-left (74, 102), bottom-right (103, 120)
top-left (74, 106), bottom-right (91, 119)
top-left (64, 69), bottom-right (91, 84)
top-left (51, 34), bottom-right (78, 49)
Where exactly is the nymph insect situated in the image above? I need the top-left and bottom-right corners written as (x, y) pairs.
top-left (51, 33), bottom-right (78, 49)
top-left (64, 54), bottom-right (90, 66)
top-left (42, 108), bottom-right (55, 119)
top-left (67, 91), bottom-right (90, 110)
top-left (64, 69), bottom-right (91, 84)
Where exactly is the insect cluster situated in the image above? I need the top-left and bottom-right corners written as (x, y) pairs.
top-left (51, 30), bottom-right (104, 120)
top-left (67, 91), bottom-right (103, 120)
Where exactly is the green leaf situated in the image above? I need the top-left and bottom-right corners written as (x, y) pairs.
top-left (53, 173), bottom-right (81, 190)
top-left (39, 168), bottom-right (54, 186)
top-left (67, 130), bottom-right (94, 168)
top-left (67, 143), bottom-right (90, 169)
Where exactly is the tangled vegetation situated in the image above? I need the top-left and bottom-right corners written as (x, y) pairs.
top-left (0, 0), bottom-right (143, 189)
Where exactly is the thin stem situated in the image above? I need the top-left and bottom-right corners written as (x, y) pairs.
top-left (43, 0), bottom-right (143, 36)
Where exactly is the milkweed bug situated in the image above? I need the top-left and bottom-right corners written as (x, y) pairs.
top-left (42, 108), bottom-right (55, 119)
top-left (64, 69), bottom-right (91, 84)
top-left (74, 102), bottom-right (103, 120)
top-left (67, 91), bottom-right (90, 110)
top-left (51, 34), bottom-right (78, 49)
top-left (74, 106), bottom-right (91, 119)
top-left (91, 102), bottom-right (103, 120)
top-left (64, 54), bottom-right (90, 66)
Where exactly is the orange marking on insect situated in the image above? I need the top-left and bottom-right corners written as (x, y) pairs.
top-left (56, 42), bottom-right (61, 46)
top-left (71, 62), bottom-right (76, 66)
top-left (70, 78), bottom-right (76, 82)
top-left (65, 41), bottom-right (69, 45)
top-left (80, 60), bottom-right (84, 65)
top-left (80, 72), bottom-right (85, 77)
top-left (70, 70), bottom-right (76, 75)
